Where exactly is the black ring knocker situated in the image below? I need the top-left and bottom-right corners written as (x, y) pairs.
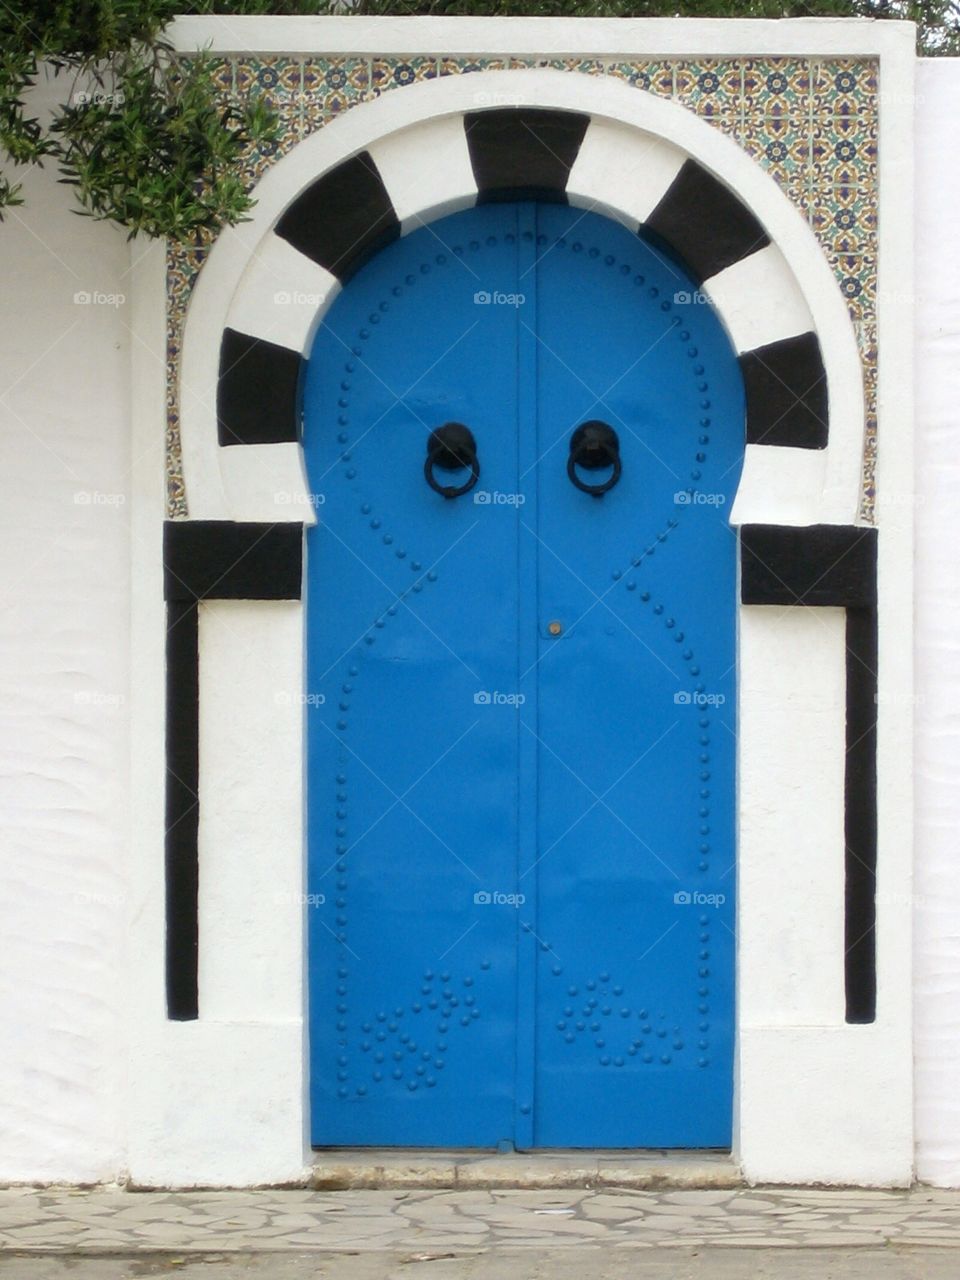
top-left (424, 423), bottom-right (480, 499)
top-left (567, 421), bottom-right (622, 497)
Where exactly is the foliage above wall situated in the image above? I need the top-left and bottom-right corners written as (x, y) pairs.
top-left (0, 1), bottom-right (952, 240)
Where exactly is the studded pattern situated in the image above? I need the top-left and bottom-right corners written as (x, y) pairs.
top-left (538, 277), bottom-right (722, 1074)
top-left (306, 216), bottom-right (733, 1111)
top-left (319, 236), bottom-right (506, 1099)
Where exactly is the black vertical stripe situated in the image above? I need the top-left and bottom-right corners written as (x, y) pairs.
top-left (165, 599), bottom-right (200, 1021)
top-left (844, 606), bottom-right (878, 1024)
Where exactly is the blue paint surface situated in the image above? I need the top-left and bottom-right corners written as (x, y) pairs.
top-left (304, 202), bottom-right (743, 1149)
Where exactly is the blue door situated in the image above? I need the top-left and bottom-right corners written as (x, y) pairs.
top-left (304, 201), bottom-right (743, 1149)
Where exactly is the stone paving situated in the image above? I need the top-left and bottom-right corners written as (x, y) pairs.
top-left (0, 1186), bottom-right (958, 1254)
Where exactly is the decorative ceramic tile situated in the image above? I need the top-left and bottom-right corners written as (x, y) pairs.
top-left (676, 60), bottom-right (742, 114)
top-left (371, 56), bottom-right (438, 95)
top-left (439, 58), bottom-right (510, 76)
top-left (810, 187), bottom-right (878, 254)
top-left (536, 58), bottom-right (607, 77)
top-left (813, 57), bottom-right (879, 109)
top-left (605, 62), bottom-right (674, 96)
top-left (235, 56), bottom-right (302, 104)
top-left (813, 117), bottom-right (878, 189)
top-left (164, 52), bottom-right (881, 523)
top-left (740, 116), bottom-right (810, 186)
top-left (302, 58), bottom-right (369, 125)
top-left (166, 239), bottom-right (212, 520)
top-left (743, 59), bottom-right (813, 112)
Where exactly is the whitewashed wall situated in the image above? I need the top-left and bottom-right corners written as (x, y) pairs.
top-left (914, 57), bottom-right (960, 1189)
top-left (0, 48), bottom-right (957, 1188)
top-left (0, 68), bottom-right (131, 1183)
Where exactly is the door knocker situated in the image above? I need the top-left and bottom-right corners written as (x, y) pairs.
top-left (567, 421), bottom-right (622, 497)
top-left (424, 423), bottom-right (480, 499)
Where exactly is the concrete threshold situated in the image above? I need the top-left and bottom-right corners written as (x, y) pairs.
top-left (309, 1148), bottom-right (741, 1190)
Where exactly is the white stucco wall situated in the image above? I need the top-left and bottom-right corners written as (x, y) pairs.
top-left (914, 56), bottom-right (960, 1190)
top-left (0, 36), bottom-right (956, 1189)
top-left (0, 69), bottom-right (131, 1183)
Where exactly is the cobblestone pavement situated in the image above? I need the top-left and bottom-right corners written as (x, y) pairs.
top-left (0, 1186), bottom-right (958, 1255)
top-left (2, 1249), bottom-right (960, 1280)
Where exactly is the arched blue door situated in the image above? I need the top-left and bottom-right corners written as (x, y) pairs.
top-left (304, 202), bottom-right (743, 1149)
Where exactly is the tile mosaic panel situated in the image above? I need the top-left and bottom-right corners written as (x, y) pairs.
top-left (165, 53), bottom-right (880, 522)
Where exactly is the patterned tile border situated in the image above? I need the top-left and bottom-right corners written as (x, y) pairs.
top-left (166, 55), bottom-right (880, 522)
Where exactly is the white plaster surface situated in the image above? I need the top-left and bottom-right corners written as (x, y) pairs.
top-left (226, 236), bottom-right (339, 352)
top-left (738, 607), bottom-right (847, 1031)
top-left (703, 244), bottom-right (815, 354)
top-left (913, 57), bottom-right (960, 1190)
top-left (197, 599), bottom-right (304, 1023)
top-left (368, 115), bottom-right (478, 232)
top-left (0, 68), bottom-right (130, 1183)
top-left (566, 119), bottom-right (686, 228)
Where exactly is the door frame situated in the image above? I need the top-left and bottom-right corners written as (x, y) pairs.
top-left (132, 22), bottom-right (916, 1187)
